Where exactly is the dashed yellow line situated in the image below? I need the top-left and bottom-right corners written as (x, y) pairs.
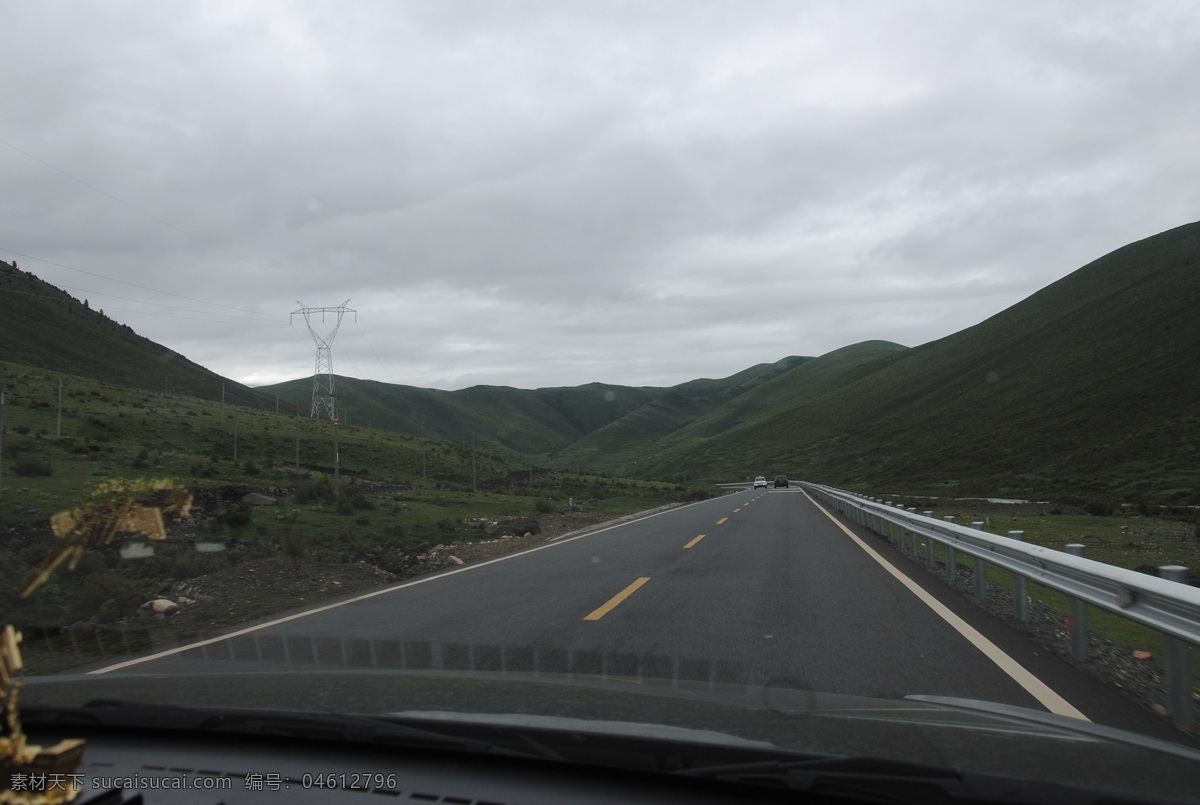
top-left (583, 577), bottom-right (651, 621)
top-left (684, 534), bottom-right (706, 549)
top-left (716, 517), bottom-right (728, 525)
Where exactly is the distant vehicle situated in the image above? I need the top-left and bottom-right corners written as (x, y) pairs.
top-left (753, 476), bottom-right (768, 489)
top-left (774, 475), bottom-right (789, 488)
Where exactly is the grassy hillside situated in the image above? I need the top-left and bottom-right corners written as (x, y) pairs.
top-left (627, 341), bottom-right (910, 479)
top-left (551, 356), bottom-right (815, 474)
top-left (638, 221), bottom-right (1200, 502)
top-left (0, 260), bottom-right (276, 411)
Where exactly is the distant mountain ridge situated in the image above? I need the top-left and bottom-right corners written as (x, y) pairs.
top-left (5, 218), bottom-right (1200, 501)
top-left (258, 355), bottom-right (822, 469)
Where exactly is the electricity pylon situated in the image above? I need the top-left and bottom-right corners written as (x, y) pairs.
top-left (291, 300), bottom-right (356, 421)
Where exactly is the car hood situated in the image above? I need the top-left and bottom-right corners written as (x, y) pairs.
top-left (19, 669), bottom-right (1200, 802)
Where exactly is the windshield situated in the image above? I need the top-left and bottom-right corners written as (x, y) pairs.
top-left (3, 3), bottom-right (1200, 804)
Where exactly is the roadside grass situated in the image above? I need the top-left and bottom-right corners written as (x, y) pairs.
top-left (1, 363), bottom-right (713, 646)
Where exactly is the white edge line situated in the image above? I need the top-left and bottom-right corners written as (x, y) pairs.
top-left (87, 503), bottom-right (693, 675)
top-left (802, 490), bottom-right (1090, 722)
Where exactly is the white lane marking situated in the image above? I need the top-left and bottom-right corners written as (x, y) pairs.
top-left (88, 504), bottom-right (693, 675)
top-left (803, 490), bottom-right (1089, 721)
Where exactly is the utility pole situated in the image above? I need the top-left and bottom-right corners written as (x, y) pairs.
top-left (292, 300), bottom-right (356, 421)
top-left (414, 412), bottom-right (427, 486)
top-left (233, 407), bottom-right (239, 463)
top-left (333, 397), bottom-right (340, 496)
top-left (294, 413), bottom-right (301, 473)
top-left (56, 378), bottom-right (63, 437)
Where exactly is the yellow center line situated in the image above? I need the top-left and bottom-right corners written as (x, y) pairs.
top-left (684, 534), bottom-right (706, 549)
top-left (716, 517), bottom-right (728, 525)
top-left (583, 577), bottom-right (651, 621)
top-left (733, 508), bottom-right (742, 512)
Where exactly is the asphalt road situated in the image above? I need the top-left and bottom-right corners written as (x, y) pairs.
top-left (89, 487), bottom-right (1192, 744)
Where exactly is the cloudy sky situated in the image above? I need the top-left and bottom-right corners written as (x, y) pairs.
top-left (3, 2), bottom-right (1198, 391)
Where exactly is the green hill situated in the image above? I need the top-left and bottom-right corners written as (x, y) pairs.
top-left (624, 341), bottom-right (910, 479)
top-left (635, 221), bottom-right (1200, 501)
top-left (0, 260), bottom-right (275, 411)
top-left (259, 359), bottom-right (804, 469)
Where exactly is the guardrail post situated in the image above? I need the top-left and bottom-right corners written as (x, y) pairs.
top-left (1003, 527), bottom-right (1032, 623)
top-left (1159, 565), bottom-right (1195, 731)
top-left (971, 523), bottom-right (987, 600)
top-left (923, 512), bottom-right (935, 567)
top-left (1065, 544), bottom-right (1088, 659)
top-left (943, 516), bottom-right (957, 581)
top-left (1008, 531), bottom-right (1028, 622)
top-left (906, 508), bottom-right (917, 554)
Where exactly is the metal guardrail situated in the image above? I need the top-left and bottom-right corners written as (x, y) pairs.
top-left (802, 481), bottom-right (1200, 730)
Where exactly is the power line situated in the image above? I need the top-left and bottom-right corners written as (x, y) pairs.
top-left (355, 320), bottom-right (404, 385)
top-left (0, 136), bottom-right (325, 300)
top-left (0, 246), bottom-right (278, 319)
top-left (0, 204), bottom-right (290, 321)
top-left (0, 135), bottom-right (218, 252)
top-left (60, 285), bottom-right (278, 323)
top-left (0, 286), bottom-right (275, 326)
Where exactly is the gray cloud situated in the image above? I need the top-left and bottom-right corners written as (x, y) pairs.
top-left (3, 1), bottom-right (1198, 390)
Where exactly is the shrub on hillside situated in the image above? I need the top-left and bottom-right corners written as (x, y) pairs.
top-left (12, 458), bottom-right (53, 477)
top-left (217, 502), bottom-right (253, 527)
top-left (295, 476), bottom-right (335, 504)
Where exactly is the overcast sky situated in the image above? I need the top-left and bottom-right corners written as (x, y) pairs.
top-left (3, 2), bottom-right (1198, 391)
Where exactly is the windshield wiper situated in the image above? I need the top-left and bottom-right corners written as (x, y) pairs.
top-left (676, 755), bottom-right (1172, 805)
top-left (19, 699), bottom-right (526, 757)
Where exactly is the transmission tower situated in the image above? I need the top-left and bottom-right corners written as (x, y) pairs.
top-left (291, 300), bottom-right (356, 421)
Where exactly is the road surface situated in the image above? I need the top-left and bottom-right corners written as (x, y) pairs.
top-left (87, 487), bottom-right (1191, 743)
